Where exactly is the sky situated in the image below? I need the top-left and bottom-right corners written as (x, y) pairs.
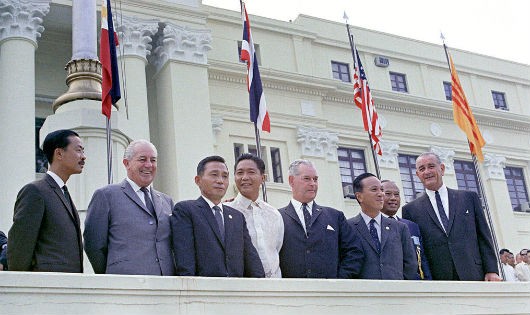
top-left (202, 0), bottom-right (530, 65)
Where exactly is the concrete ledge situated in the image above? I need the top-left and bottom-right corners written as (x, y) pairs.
top-left (1, 272), bottom-right (529, 315)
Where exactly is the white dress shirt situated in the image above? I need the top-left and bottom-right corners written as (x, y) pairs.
top-left (502, 263), bottom-right (519, 282)
top-left (360, 211), bottom-right (382, 240)
top-left (47, 170), bottom-right (66, 188)
top-left (201, 195), bottom-right (224, 217)
top-left (425, 184), bottom-right (449, 232)
top-left (226, 193), bottom-right (284, 278)
top-left (515, 262), bottom-right (530, 281)
top-left (290, 199), bottom-right (314, 233)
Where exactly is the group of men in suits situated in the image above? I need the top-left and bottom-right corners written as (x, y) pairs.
top-left (6, 129), bottom-right (501, 282)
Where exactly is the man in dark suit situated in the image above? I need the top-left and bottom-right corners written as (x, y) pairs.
top-left (402, 152), bottom-right (500, 281)
top-left (279, 159), bottom-right (363, 279)
top-left (348, 173), bottom-right (417, 280)
top-left (8, 129), bottom-right (85, 272)
top-left (171, 155), bottom-right (264, 277)
top-left (381, 180), bottom-right (432, 280)
top-left (0, 231), bottom-right (7, 270)
top-left (84, 140), bottom-right (175, 275)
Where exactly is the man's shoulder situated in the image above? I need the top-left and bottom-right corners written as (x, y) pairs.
top-left (346, 213), bottom-right (361, 225)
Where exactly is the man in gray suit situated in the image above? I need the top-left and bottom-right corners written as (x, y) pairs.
top-left (84, 140), bottom-right (175, 275)
top-left (348, 173), bottom-right (418, 280)
top-left (8, 129), bottom-right (86, 272)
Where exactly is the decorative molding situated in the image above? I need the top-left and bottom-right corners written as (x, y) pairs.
top-left (211, 115), bottom-right (223, 136)
top-left (430, 146), bottom-right (455, 174)
top-left (0, 0), bottom-right (50, 45)
top-left (116, 15), bottom-right (159, 61)
top-left (150, 22), bottom-right (211, 71)
top-left (378, 140), bottom-right (399, 169)
top-left (378, 113), bottom-right (387, 129)
top-left (482, 130), bottom-right (494, 144)
top-left (430, 123), bottom-right (442, 137)
top-left (483, 153), bottom-right (506, 180)
top-left (300, 100), bottom-right (316, 117)
top-left (297, 126), bottom-right (338, 161)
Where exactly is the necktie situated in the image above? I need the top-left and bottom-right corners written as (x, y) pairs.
top-left (140, 187), bottom-right (157, 220)
top-left (213, 206), bottom-right (225, 242)
top-left (302, 203), bottom-right (311, 229)
top-left (435, 191), bottom-right (449, 232)
top-left (369, 219), bottom-right (381, 253)
top-left (62, 185), bottom-right (77, 221)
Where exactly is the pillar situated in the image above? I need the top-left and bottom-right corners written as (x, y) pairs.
top-left (0, 0), bottom-right (51, 232)
top-left (149, 22), bottom-right (214, 200)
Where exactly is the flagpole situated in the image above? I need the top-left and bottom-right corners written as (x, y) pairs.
top-left (254, 123), bottom-right (268, 202)
top-left (344, 16), bottom-right (381, 178)
top-left (106, 117), bottom-right (113, 185)
top-left (441, 37), bottom-right (504, 280)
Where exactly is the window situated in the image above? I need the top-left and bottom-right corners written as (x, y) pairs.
top-left (398, 154), bottom-right (424, 203)
top-left (390, 72), bottom-right (408, 92)
top-left (270, 147), bottom-right (283, 183)
top-left (504, 166), bottom-right (529, 211)
top-left (492, 91), bottom-right (508, 110)
top-left (443, 81), bottom-right (452, 101)
top-left (337, 148), bottom-right (367, 198)
top-left (237, 41), bottom-right (262, 65)
top-left (454, 160), bottom-right (479, 194)
top-left (35, 117), bottom-right (47, 173)
top-left (331, 61), bottom-right (351, 83)
top-left (233, 143), bottom-right (283, 183)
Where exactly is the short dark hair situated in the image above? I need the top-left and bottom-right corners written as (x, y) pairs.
top-left (42, 129), bottom-right (79, 164)
top-left (352, 172), bottom-right (377, 195)
top-left (197, 155), bottom-right (227, 175)
top-left (499, 248), bottom-right (511, 255)
top-left (235, 153), bottom-right (265, 174)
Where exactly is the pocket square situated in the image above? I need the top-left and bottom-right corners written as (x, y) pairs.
top-left (465, 210), bottom-right (470, 214)
top-left (326, 225), bottom-right (335, 231)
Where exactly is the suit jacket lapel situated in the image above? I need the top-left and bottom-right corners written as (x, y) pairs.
top-left (380, 216), bottom-right (391, 250)
top-left (353, 214), bottom-right (379, 254)
top-left (420, 193), bottom-right (446, 234)
top-left (310, 202), bottom-right (323, 227)
top-left (151, 188), bottom-right (165, 218)
top-left (45, 175), bottom-right (77, 222)
top-left (121, 180), bottom-right (153, 217)
top-left (284, 202), bottom-right (304, 230)
top-left (197, 197), bottom-right (225, 248)
top-left (446, 188), bottom-right (457, 234)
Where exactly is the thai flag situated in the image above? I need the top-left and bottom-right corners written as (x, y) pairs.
top-left (100, 0), bottom-right (121, 119)
top-left (240, 2), bottom-right (270, 132)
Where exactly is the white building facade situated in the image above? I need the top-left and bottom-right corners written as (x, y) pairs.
top-left (1, 0), bottom-right (529, 255)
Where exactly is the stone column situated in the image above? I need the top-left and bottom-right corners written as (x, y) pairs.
top-left (481, 153), bottom-right (517, 248)
top-left (0, 0), bottom-right (50, 232)
top-left (296, 127), bottom-right (342, 209)
top-left (149, 22), bottom-right (213, 200)
top-left (115, 16), bottom-right (159, 141)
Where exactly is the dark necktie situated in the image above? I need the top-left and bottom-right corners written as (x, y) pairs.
top-left (302, 203), bottom-right (312, 229)
top-left (369, 219), bottom-right (381, 253)
top-left (435, 191), bottom-right (449, 232)
top-left (62, 185), bottom-right (77, 221)
top-left (140, 187), bottom-right (157, 220)
top-left (213, 206), bottom-right (225, 242)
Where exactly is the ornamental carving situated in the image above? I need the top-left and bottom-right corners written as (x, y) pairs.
top-left (211, 115), bottom-right (223, 135)
top-left (116, 15), bottom-right (159, 61)
top-left (297, 126), bottom-right (338, 161)
top-left (483, 153), bottom-right (506, 180)
top-left (0, 0), bottom-right (50, 44)
top-left (150, 22), bottom-right (212, 71)
top-left (378, 141), bottom-right (399, 169)
top-left (429, 146), bottom-right (455, 174)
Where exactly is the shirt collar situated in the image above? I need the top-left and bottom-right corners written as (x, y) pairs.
top-left (234, 193), bottom-right (261, 210)
top-left (360, 211), bottom-right (382, 226)
top-left (291, 199), bottom-right (313, 212)
top-left (425, 183), bottom-right (447, 198)
top-left (126, 177), bottom-right (151, 193)
top-left (202, 195), bottom-right (223, 210)
top-left (47, 170), bottom-right (65, 188)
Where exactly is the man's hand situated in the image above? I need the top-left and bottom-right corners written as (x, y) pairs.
top-left (484, 272), bottom-right (502, 281)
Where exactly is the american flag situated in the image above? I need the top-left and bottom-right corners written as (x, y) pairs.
top-left (100, 0), bottom-right (121, 119)
top-left (240, 2), bottom-right (270, 132)
top-left (352, 43), bottom-right (382, 155)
